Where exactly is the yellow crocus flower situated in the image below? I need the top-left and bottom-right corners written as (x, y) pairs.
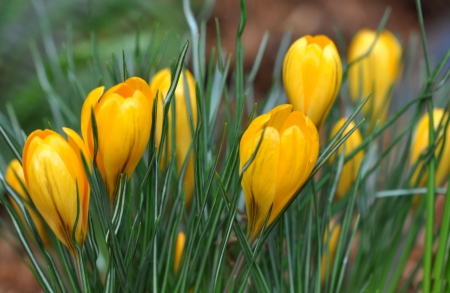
top-left (410, 108), bottom-right (450, 188)
top-left (150, 69), bottom-right (197, 208)
top-left (283, 35), bottom-right (343, 129)
top-left (22, 128), bottom-right (90, 253)
top-left (329, 118), bottom-right (364, 200)
top-left (240, 104), bottom-right (319, 241)
top-left (81, 77), bottom-right (153, 202)
top-left (348, 29), bottom-right (402, 128)
top-left (321, 218), bottom-right (341, 283)
top-left (5, 159), bottom-right (48, 245)
top-left (174, 231), bottom-right (186, 273)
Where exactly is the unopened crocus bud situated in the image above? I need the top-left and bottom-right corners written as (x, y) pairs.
top-left (348, 29), bottom-right (402, 128)
top-left (329, 118), bottom-right (364, 200)
top-left (81, 77), bottom-right (153, 202)
top-left (283, 35), bottom-right (343, 129)
top-left (150, 69), bottom-right (197, 208)
top-left (321, 218), bottom-right (341, 283)
top-left (5, 159), bottom-right (48, 245)
top-left (410, 108), bottom-right (450, 187)
top-left (22, 129), bottom-right (90, 253)
top-left (240, 104), bottom-right (319, 241)
top-left (174, 232), bottom-right (186, 273)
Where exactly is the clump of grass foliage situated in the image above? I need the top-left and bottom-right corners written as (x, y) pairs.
top-left (0, 0), bottom-right (450, 292)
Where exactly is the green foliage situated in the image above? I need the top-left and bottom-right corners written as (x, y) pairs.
top-left (0, 0), bottom-right (450, 292)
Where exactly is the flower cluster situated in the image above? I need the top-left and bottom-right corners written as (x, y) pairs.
top-left (6, 72), bottom-right (197, 254)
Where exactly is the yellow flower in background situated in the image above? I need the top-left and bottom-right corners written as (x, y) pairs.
top-left (5, 159), bottom-right (48, 245)
top-left (348, 29), bottom-right (402, 128)
top-left (174, 231), bottom-right (186, 273)
top-left (329, 118), bottom-right (364, 200)
top-left (81, 77), bottom-right (153, 202)
top-left (321, 218), bottom-right (341, 283)
top-left (283, 35), bottom-right (343, 129)
top-left (150, 69), bottom-right (197, 208)
top-left (410, 108), bottom-right (450, 188)
top-left (22, 129), bottom-right (90, 253)
top-left (240, 104), bottom-right (319, 241)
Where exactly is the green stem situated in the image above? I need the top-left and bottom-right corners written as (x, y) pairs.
top-left (423, 101), bottom-right (435, 293)
top-left (433, 176), bottom-right (450, 293)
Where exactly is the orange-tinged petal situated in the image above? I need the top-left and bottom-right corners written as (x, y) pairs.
top-left (95, 91), bottom-right (151, 199)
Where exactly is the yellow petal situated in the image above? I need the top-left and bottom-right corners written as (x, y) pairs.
top-left (265, 104), bottom-right (293, 132)
top-left (174, 232), bottom-right (186, 273)
top-left (95, 91), bottom-right (151, 199)
top-left (81, 86), bottom-right (105, 158)
top-left (283, 35), bottom-right (342, 129)
top-left (23, 130), bottom-right (89, 251)
top-left (241, 127), bottom-right (280, 241)
top-left (270, 124), bottom-right (306, 224)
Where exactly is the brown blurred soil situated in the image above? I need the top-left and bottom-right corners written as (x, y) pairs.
top-left (0, 207), bottom-right (41, 293)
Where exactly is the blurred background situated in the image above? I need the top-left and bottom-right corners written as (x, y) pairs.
top-left (0, 0), bottom-right (449, 291)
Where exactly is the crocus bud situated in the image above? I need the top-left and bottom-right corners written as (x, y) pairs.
top-left (410, 108), bottom-right (450, 187)
top-left (240, 104), bottom-right (319, 241)
top-left (5, 159), bottom-right (48, 245)
top-left (150, 69), bottom-right (197, 208)
top-left (348, 29), bottom-right (402, 128)
top-left (321, 218), bottom-right (341, 283)
top-left (174, 231), bottom-right (186, 273)
top-left (283, 35), bottom-right (343, 129)
top-left (81, 77), bottom-right (153, 202)
top-left (329, 118), bottom-right (364, 200)
top-left (22, 129), bottom-right (90, 253)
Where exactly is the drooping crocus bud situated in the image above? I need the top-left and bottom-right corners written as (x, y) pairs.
top-left (283, 35), bottom-right (343, 129)
top-left (329, 118), bottom-right (364, 200)
top-left (22, 129), bottom-right (90, 253)
top-left (321, 218), bottom-right (341, 283)
top-left (410, 108), bottom-right (450, 188)
top-left (5, 159), bottom-right (48, 245)
top-left (348, 29), bottom-right (402, 128)
top-left (81, 77), bottom-right (153, 202)
top-left (174, 231), bottom-right (186, 273)
top-left (150, 69), bottom-right (197, 208)
top-left (240, 104), bottom-right (319, 241)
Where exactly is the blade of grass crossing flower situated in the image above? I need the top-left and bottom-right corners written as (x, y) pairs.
top-left (342, 7), bottom-right (391, 80)
top-left (423, 100), bottom-right (436, 293)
